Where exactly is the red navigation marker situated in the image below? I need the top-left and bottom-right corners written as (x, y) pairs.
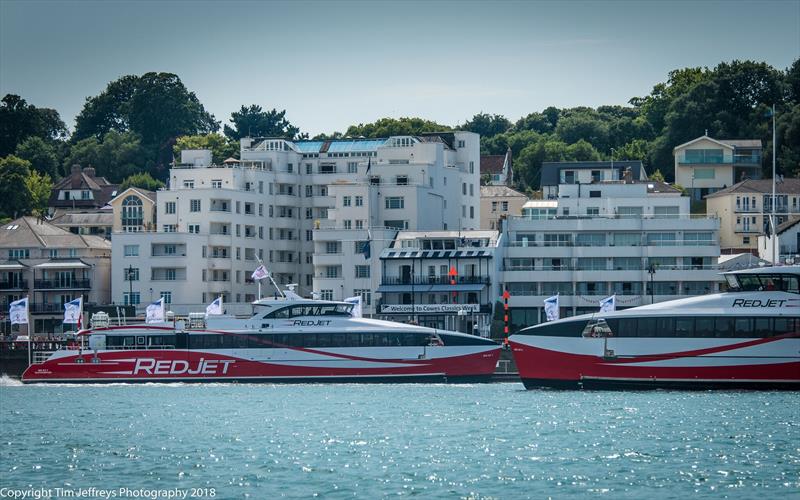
top-left (502, 290), bottom-right (510, 300)
top-left (448, 267), bottom-right (457, 277)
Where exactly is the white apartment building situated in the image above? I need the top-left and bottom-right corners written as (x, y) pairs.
top-left (501, 179), bottom-right (721, 331)
top-left (673, 135), bottom-right (762, 201)
top-left (375, 230), bottom-right (501, 337)
top-left (112, 132), bottom-right (481, 312)
top-left (312, 132), bottom-right (481, 315)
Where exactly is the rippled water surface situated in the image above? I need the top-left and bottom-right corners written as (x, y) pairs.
top-left (0, 380), bottom-right (798, 498)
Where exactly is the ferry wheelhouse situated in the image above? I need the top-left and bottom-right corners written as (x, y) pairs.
top-left (509, 266), bottom-right (800, 389)
top-left (22, 296), bottom-right (500, 383)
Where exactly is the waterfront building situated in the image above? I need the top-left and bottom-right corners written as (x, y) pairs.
top-left (501, 178), bottom-right (721, 331)
top-left (111, 132), bottom-right (481, 314)
top-left (0, 216), bottom-right (111, 335)
top-left (480, 148), bottom-right (513, 186)
top-left (479, 185), bottom-right (527, 230)
top-left (50, 209), bottom-right (113, 239)
top-left (705, 177), bottom-right (800, 253)
top-left (375, 230), bottom-right (501, 336)
top-left (672, 134), bottom-right (762, 201)
top-left (758, 216), bottom-right (800, 265)
top-left (540, 160), bottom-right (646, 199)
top-left (49, 165), bottom-right (118, 213)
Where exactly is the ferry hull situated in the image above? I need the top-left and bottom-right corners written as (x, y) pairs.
top-left (510, 337), bottom-right (800, 390)
top-left (21, 346), bottom-right (501, 383)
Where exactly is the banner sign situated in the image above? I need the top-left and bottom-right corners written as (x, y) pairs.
top-left (380, 304), bottom-right (480, 314)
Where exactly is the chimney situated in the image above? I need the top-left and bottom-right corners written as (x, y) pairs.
top-left (71, 164), bottom-right (81, 175)
top-left (83, 166), bottom-right (96, 178)
top-left (623, 167), bottom-right (633, 184)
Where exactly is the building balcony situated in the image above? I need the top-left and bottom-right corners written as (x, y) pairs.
top-left (0, 280), bottom-right (27, 290)
top-left (381, 275), bottom-right (491, 286)
top-left (34, 279), bottom-right (90, 290)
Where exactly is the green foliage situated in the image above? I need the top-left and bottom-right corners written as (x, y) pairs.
top-left (514, 112), bottom-right (556, 134)
top-left (119, 172), bottom-right (164, 192)
top-left (344, 117), bottom-right (451, 138)
top-left (63, 131), bottom-right (147, 183)
top-left (0, 155), bottom-right (34, 218)
top-left (15, 136), bottom-right (60, 178)
top-left (0, 94), bottom-right (67, 157)
top-left (174, 134), bottom-right (238, 165)
top-left (649, 169), bottom-right (666, 182)
top-left (480, 173), bottom-right (491, 186)
top-left (460, 113), bottom-right (512, 138)
top-left (554, 111), bottom-right (610, 152)
top-left (26, 170), bottom-right (53, 216)
top-left (224, 105), bottom-right (301, 140)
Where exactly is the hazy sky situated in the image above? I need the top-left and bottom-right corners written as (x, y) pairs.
top-left (1, 0), bottom-right (798, 136)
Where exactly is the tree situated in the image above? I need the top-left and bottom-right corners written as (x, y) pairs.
top-left (0, 94), bottom-right (67, 157)
top-left (514, 112), bottom-right (555, 134)
top-left (26, 170), bottom-right (52, 216)
top-left (174, 134), bottom-right (238, 165)
top-left (15, 136), bottom-right (60, 178)
top-left (649, 169), bottom-right (666, 182)
top-left (344, 117), bottom-right (450, 138)
top-left (480, 173), bottom-right (491, 186)
top-left (224, 105), bottom-right (301, 140)
top-left (554, 112), bottom-right (609, 152)
top-left (63, 131), bottom-right (147, 183)
top-left (461, 113), bottom-right (512, 138)
top-left (119, 172), bottom-right (164, 192)
top-left (0, 155), bottom-right (34, 218)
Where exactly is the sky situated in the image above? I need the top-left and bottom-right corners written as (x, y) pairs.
top-left (1, 0), bottom-right (799, 136)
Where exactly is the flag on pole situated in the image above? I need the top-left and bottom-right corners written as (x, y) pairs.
top-left (63, 297), bottom-right (83, 324)
top-left (251, 265), bottom-right (269, 281)
top-left (344, 296), bottom-right (363, 318)
top-left (599, 295), bottom-right (616, 313)
top-left (9, 297), bottom-right (28, 325)
top-left (206, 296), bottom-right (223, 316)
top-left (544, 295), bottom-right (559, 322)
top-left (145, 297), bottom-right (165, 324)
top-left (365, 157), bottom-right (371, 173)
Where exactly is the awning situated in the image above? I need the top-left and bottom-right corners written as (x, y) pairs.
top-left (0, 263), bottom-right (26, 270)
top-left (376, 284), bottom-right (433, 293)
top-left (381, 250), bottom-right (492, 259)
top-left (429, 284), bottom-right (486, 292)
top-left (34, 261), bottom-right (89, 269)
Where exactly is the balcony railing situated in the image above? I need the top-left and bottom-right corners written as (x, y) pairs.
top-left (34, 279), bottom-right (90, 290)
top-left (0, 280), bottom-right (27, 290)
top-left (381, 276), bottom-right (491, 286)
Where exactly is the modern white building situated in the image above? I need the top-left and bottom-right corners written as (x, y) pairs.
top-left (375, 230), bottom-right (501, 337)
top-left (501, 178), bottom-right (721, 331)
top-left (111, 132), bottom-right (481, 313)
top-left (673, 135), bottom-right (762, 201)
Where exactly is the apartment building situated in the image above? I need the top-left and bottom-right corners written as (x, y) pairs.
top-left (480, 185), bottom-right (527, 230)
top-left (0, 216), bottom-right (111, 335)
top-left (541, 160), bottom-right (646, 199)
top-left (705, 177), bottom-right (800, 253)
top-left (501, 179), bottom-right (721, 331)
top-left (375, 230), bottom-right (501, 337)
top-left (673, 135), bottom-right (762, 201)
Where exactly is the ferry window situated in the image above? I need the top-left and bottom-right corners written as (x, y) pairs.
top-left (654, 317), bottom-right (675, 337)
top-left (781, 276), bottom-right (800, 294)
top-left (760, 276), bottom-right (779, 291)
top-left (375, 333), bottom-right (391, 346)
top-left (286, 334), bottom-right (304, 348)
top-left (733, 318), bottom-right (753, 338)
top-left (524, 320), bottom-right (590, 337)
top-left (303, 333), bottom-right (317, 347)
top-left (714, 317), bottom-right (734, 338)
top-left (694, 317), bottom-right (715, 337)
top-left (753, 318), bottom-right (772, 337)
top-left (360, 333), bottom-right (375, 347)
top-left (315, 333), bottom-right (333, 347)
top-left (336, 304), bottom-right (353, 315)
top-left (612, 318), bottom-right (637, 337)
top-left (637, 317), bottom-right (657, 337)
top-left (222, 334), bottom-right (247, 349)
top-left (265, 307), bottom-right (291, 319)
top-left (346, 333), bottom-right (361, 347)
top-left (724, 275), bottom-right (740, 290)
top-left (774, 317), bottom-right (795, 336)
top-left (123, 336), bottom-right (135, 346)
top-left (675, 317), bottom-right (693, 337)
top-left (737, 275), bottom-right (763, 291)
top-left (331, 333), bottom-right (346, 347)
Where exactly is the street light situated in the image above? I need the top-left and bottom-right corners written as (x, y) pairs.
top-left (126, 265), bottom-right (135, 306)
top-left (647, 263), bottom-right (656, 304)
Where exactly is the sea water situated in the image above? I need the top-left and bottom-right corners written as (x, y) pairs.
top-left (0, 379), bottom-right (797, 498)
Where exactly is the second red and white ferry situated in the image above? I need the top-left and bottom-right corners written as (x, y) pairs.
top-left (22, 294), bottom-right (500, 383)
top-left (509, 266), bottom-right (800, 389)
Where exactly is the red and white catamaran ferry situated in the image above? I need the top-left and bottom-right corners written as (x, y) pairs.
top-left (509, 266), bottom-right (800, 390)
top-left (22, 292), bottom-right (500, 383)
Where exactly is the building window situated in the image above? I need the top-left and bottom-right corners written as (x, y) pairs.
top-left (190, 199), bottom-right (201, 212)
top-left (188, 224), bottom-right (200, 234)
top-left (183, 180), bottom-right (194, 189)
top-left (501, 201), bottom-right (509, 211)
top-left (384, 220), bottom-right (408, 230)
top-left (469, 184), bottom-right (474, 196)
top-left (462, 183), bottom-right (467, 195)
top-left (124, 245), bottom-right (139, 257)
top-left (396, 175), bottom-right (408, 186)
top-left (211, 180), bottom-right (222, 189)
top-left (165, 269), bottom-right (176, 281)
top-left (343, 196), bottom-right (351, 207)
top-left (355, 196), bottom-right (363, 207)
top-left (165, 201), bottom-right (176, 214)
top-left (470, 206), bottom-right (475, 219)
top-left (123, 292), bottom-right (140, 305)
top-left (458, 140), bottom-right (465, 148)
top-left (469, 161), bottom-right (474, 173)
top-left (163, 225), bottom-right (176, 233)
top-left (124, 268), bottom-right (139, 281)
top-left (49, 249), bottom-right (58, 258)
top-left (370, 176), bottom-right (380, 186)
top-left (325, 241), bottom-right (341, 254)
top-left (121, 196), bottom-right (144, 230)
top-left (355, 265), bottom-right (370, 278)
top-left (320, 290), bottom-right (334, 301)
top-left (161, 292), bottom-right (172, 304)
top-left (355, 220), bottom-right (364, 229)
top-left (343, 220), bottom-right (352, 229)
top-left (385, 197), bottom-right (404, 209)
top-left (305, 208), bottom-right (313, 219)
top-left (347, 162), bottom-right (358, 173)
top-left (8, 249), bottom-right (30, 259)
top-left (586, 207), bottom-right (599, 216)
top-left (325, 266), bottom-right (340, 278)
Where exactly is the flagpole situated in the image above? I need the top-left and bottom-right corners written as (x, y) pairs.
top-left (772, 103), bottom-right (777, 265)
top-left (26, 295), bottom-right (31, 367)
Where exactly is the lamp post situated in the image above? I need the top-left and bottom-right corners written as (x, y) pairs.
top-left (126, 265), bottom-right (134, 306)
top-left (647, 263), bottom-right (656, 304)
top-left (610, 148), bottom-right (615, 180)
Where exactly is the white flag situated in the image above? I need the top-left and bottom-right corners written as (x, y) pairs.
top-left (344, 296), bottom-right (363, 318)
top-left (206, 296), bottom-right (223, 316)
top-left (599, 295), bottom-right (616, 313)
top-left (63, 297), bottom-right (83, 324)
top-left (9, 297), bottom-right (28, 325)
top-left (544, 295), bottom-right (559, 322)
top-left (146, 297), bottom-right (165, 323)
top-left (251, 265), bottom-right (269, 280)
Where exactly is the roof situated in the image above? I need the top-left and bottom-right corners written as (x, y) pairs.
top-left (480, 155), bottom-right (506, 174)
top-left (49, 166), bottom-right (118, 209)
top-left (777, 216), bottom-right (800, 235)
top-left (705, 178), bottom-right (800, 198)
top-left (540, 160), bottom-right (645, 186)
top-left (480, 185), bottom-right (527, 198)
top-left (109, 187), bottom-right (156, 205)
top-left (672, 135), bottom-right (762, 152)
top-left (51, 211), bottom-right (113, 226)
top-left (0, 216), bottom-right (111, 250)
